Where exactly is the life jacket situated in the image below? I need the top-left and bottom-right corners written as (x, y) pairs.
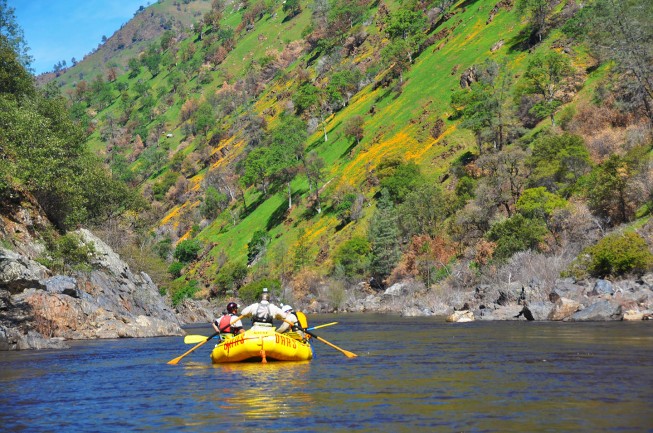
top-left (252, 303), bottom-right (273, 325)
top-left (218, 314), bottom-right (234, 332)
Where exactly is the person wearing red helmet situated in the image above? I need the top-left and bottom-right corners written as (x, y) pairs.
top-left (213, 302), bottom-right (244, 337)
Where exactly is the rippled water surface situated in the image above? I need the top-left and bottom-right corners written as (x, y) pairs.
top-left (1, 315), bottom-right (652, 432)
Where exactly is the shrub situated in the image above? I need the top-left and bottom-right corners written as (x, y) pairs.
top-left (576, 232), bottom-right (653, 278)
top-left (237, 279), bottom-right (281, 304)
top-left (333, 236), bottom-right (370, 279)
top-left (173, 239), bottom-right (201, 263)
top-left (486, 214), bottom-right (548, 262)
top-left (213, 261), bottom-right (248, 295)
top-left (170, 280), bottom-right (200, 306)
top-left (168, 261), bottom-right (184, 278)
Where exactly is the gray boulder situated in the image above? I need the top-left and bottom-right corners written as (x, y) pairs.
top-left (571, 300), bottom-right (623, 321)
top-left (0, 248), bottom-right (48, 293)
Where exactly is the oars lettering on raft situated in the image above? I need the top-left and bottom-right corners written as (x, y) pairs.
top-left (183, 322), bottom-right (339, 344)
top-left (167, 314), bottom-right (246, 365)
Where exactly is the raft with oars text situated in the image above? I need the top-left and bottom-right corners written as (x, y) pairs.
top-left (210, 327), bottom-right (313, 363)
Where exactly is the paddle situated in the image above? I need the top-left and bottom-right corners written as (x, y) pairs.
top-left (167, 314), bottom-right (246, 365)
top-left (305, 329), bottom-right (358, 358)
top-left (306, 322), bottom-right (338, 331)
top-left (167, 331), bottom-right (219, 365)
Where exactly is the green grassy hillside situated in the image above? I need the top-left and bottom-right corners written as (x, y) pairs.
top-left (55, 0), bottom-right (653, 306)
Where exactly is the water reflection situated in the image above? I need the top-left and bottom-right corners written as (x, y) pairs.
top-left (216, 362), bottom-right (313, 420)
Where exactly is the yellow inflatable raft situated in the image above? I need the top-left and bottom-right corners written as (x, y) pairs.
top-left (210, 327), bottom-right (313, 363)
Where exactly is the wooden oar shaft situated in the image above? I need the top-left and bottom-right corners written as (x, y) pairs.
top-left (306, 330), bottom-right (357, 358)
top-left (307, 322), bottom-right (338, 331)
top-left (167, 331), bottom-right (218, 365)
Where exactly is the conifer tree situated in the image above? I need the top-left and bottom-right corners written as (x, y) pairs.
top-left (368, 189), bottom-right (401, 285)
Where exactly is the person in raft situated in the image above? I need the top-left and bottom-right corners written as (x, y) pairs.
top-left (213, 302), bottom-right (244, 337)
top-left (276, 305), bottom-right (306, 339)
top-left (239, 288), bottom-right (288, 329)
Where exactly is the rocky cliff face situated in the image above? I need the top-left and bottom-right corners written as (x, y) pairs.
top-left (0, 192), bottom-right (184, 350)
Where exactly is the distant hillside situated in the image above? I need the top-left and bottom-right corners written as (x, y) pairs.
top-left (44, 0), bottom-right (653, 309)
top-left (37, 0), bottom-right (213, 87)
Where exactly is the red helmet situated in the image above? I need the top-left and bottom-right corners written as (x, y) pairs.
top-left (227, 302), bottom-right (238, 313)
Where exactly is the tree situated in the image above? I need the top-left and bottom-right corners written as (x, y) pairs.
top-left (326, 67), bottom-right (361, 108)
top-left (526, 133), bottom-right (591, 197)
top-left (518, 51), bottom-right (574, 126)
top-left (476, 147), bottom-right (529, 217)
top-left (0, 31), bottom-right (33, 98)
top-left (283, 0), bottom-right (302, 18)
top-left (344, 115), bottom-right (364, 145)
top-left (247, 229), bottom-right (270, 264)
top-left (200, 186), bottom-right (228, 219)
top-left (572, 0), bottom-right (653, 126)
top-left (451, 60), bottom-right (516, 153)
top-left (304, 151), bottom-right (325, 213)
top-left (173, 239), bottom-right (202, 263)
top-left (383, 7), bottom-right (426, 63)
top-left (486, 214), bottom-right (548, 262)
top-left (267, 114), bottom-right (307, 208)
top-left (128, 57), bottom-right (141, 78)
top-left (368, 189), bottom-right (401, 285)
top-left (0, 0), bottom-right (33, 67)
top-left (583, 154), bottom-right (639, 226)
top-left (517, 0), bottom-right (555, 44)
top-left (378, 159), bottom-right (424, 204)
top-left (333, 236), bottom-right (370, 279)
top-left (242, 147), bottom-right (272, 195)
top-left (398, 183), bottom-right (449, 238)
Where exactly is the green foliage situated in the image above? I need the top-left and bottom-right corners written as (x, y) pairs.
top-left (582, 154), bottom-right (638, 226)
top-left (200, 186), bottom-right (228, 220)
top-left (516, 187), bottom-right (567, 220)
top-left (0, 88), bottom-right (140, 230)
top-left (527, 133), bottom-right (591, 197)
top-left (450, 60), bottom-right (515, 152)
top-left (168, 261), bottom-right (184, 278)
top-left (214, 261), bottom-right (249, 295)
top-left (486, 214), bottom-right (548, 262)
top-left (173, 239), bottom-right (202, 263)
top-left (170, 279), bottom-right (200, 306)
top-left (152, 171), bottom-right (179, 201)
top-left (378, 160), bottom-right (424, 204)
top-left (368, 189), bottom-right (401, 283)
top-left (237, 278), bottom-right (281, 304)
top-left (397, 183), bottom-right (449, 238)
top-left (282, 0), bottom-right (301, 18)
top-left (571, 232), bottom-right (653, 278)
top-left (518, 51), bottom-right (574, 125)
top-left (292, 83), bottom-right (322, 115)
top-left (40, 232), bottom-right (95, 274)
top-left (333, 236), bottom-right (370, 279)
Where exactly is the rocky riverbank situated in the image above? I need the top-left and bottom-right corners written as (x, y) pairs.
top-left (0, 229), bottom-right (184, 350)
top-left (2, 199), bottom-right (650, 351)
top-left (336, 275), bottom-right (653, 323)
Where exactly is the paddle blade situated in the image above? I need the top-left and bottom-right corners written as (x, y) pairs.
top-left (296, 311), bottom-right (308, 329)
top-left (184, 335), bottom-right (210, 344)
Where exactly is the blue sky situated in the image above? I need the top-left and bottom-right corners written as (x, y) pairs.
top-left (11, 0), bottom-right (148, 74)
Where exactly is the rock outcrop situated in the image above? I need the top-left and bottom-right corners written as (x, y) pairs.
top-left (0, 230), bottom-right (183, 350)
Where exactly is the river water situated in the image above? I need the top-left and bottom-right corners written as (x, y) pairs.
top-left (1, 314), bottom-right (652, 432)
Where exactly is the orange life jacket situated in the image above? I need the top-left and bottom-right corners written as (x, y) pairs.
top-left (218, 314), bottom-right (233, 333)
